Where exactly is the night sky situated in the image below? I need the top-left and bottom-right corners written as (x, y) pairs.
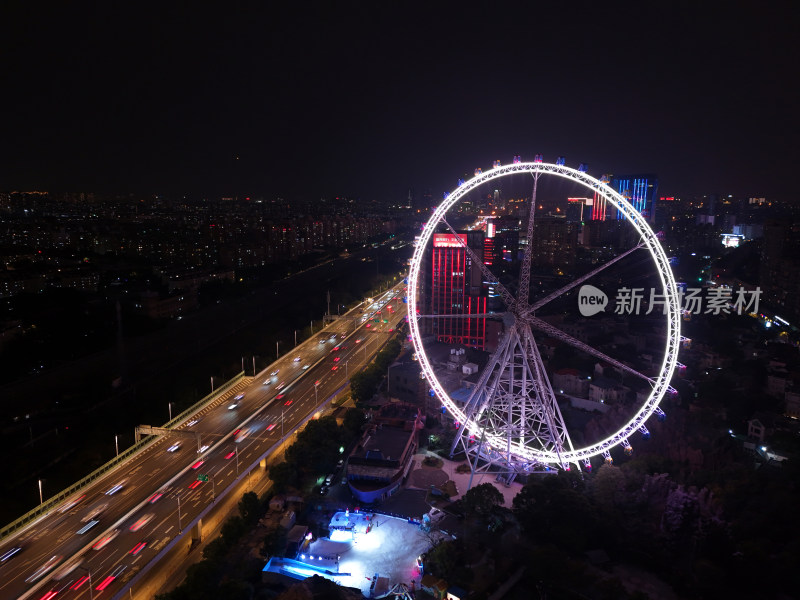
top-left (1, 2), bottom-right (797, 201)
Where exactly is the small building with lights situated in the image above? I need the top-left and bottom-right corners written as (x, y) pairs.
top-left (421, 575), bottom-right (449, 599)
top-left (285, 525), bottom-right (310, 557)
top-left (346, 403), bottom-right (423, 504)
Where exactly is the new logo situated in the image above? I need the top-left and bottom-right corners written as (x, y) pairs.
top-left (578, 285), bottom-right (608, 317)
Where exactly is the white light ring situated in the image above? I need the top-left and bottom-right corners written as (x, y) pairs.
top-left (407, 162), bottom-right (680, 465)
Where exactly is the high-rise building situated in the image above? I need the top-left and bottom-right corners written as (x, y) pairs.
top-left (422, 189), bottom-right (433, 211)
top-left (591, 175), bottom-right (612, 221)
top-left (760, 221), bottom-right (800, 320)
top-left (612, 174), bottom-right (658, 222)
top-left (483, 237), bottom-right (495, 266)
top-left (653, 195), bottom-right (679, 228)
top-left (582, 217), bottom-right (643, 250)
top-left (566, 198), bottom-right (591, 223)
top-left (428, 231), bottom-right (488, 349)
top-left (531, 218), bottom-right (578, 272)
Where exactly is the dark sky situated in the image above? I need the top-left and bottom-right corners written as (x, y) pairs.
top-left (1, 2), bottom-right (798, 201)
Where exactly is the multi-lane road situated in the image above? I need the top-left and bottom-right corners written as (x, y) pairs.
top-left (0, 285), bottom-right (407, 600)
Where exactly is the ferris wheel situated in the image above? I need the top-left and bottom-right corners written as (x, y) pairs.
top-left (406, 159), bottom-right (681, 474)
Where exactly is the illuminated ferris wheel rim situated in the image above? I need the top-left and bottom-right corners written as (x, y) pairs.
top-left (407, 161), bottom-right (681, 465)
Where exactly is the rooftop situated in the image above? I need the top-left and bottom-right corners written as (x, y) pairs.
top-left (353, 428), bottom-right (412, 463)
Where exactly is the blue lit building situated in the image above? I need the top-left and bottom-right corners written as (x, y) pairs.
top-left (611, 174), bottom-right (658, 222)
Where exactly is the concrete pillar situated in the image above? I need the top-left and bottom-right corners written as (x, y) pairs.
top-left (191, 519), bottom-right (203, 544)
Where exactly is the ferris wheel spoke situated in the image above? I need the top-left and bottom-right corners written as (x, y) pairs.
top-left (439, 216), bottom-right (517, 308)
top-left (525, 242), bottom-right (645, 314)
top-left (527, 315), bottom-right (654, 384)
top-left (517, 173), bottom-right (539, 310)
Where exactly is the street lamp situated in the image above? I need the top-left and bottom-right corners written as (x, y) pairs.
top-left (235, 445), bottom-right (240, 477)
top-left (276, 340), bottom-right (280, 360)
top-left (77, 566), bottom-right (94, 600)
top-left (115, 435), bottom-right (119, 457)
top-left (168, 401), bottom-right (174, 421)
top-left (38, 479), bottom-right (43, 505)
top-left (177, 495), bottom-right (182, 533)
top-left (315, 381), bottom-right (319, 403)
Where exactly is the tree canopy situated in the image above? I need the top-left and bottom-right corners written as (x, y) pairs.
top-left (462, 482), bottom-right (504, 518)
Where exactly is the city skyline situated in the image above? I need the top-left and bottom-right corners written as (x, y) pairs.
top-left (1, 3), bottom-right (798, 201)
top-left (3, 162), bottom-right (800, 597)
top-left (3, 5), bottom-right (800, 595)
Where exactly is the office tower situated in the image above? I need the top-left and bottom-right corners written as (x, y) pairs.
top-left (429, 231), bottom-right (488, 349)
top-left (612, 174), bottom-right (658, 222)
top-left (591, 175), bottom-right (611, 221)
top-left (532, 218), bottom-right (579, 272)
top-left (566, 198), bottom-right (591, 223)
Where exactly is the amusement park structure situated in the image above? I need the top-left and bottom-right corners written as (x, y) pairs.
top-left (406, 157), bottom-right (681, 479)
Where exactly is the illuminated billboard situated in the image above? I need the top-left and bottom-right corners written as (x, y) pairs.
top-left (433, 233), bottom-right (467, 248)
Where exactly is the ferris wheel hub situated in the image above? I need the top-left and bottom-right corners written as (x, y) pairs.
top-left (502, 311), bottom-right (517, 328)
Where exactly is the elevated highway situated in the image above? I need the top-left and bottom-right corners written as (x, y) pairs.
top-left (0, 284), bottom-right (407, 600)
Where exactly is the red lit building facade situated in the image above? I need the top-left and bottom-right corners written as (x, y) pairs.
top-left (429, 232), bottom-right (488, 350)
